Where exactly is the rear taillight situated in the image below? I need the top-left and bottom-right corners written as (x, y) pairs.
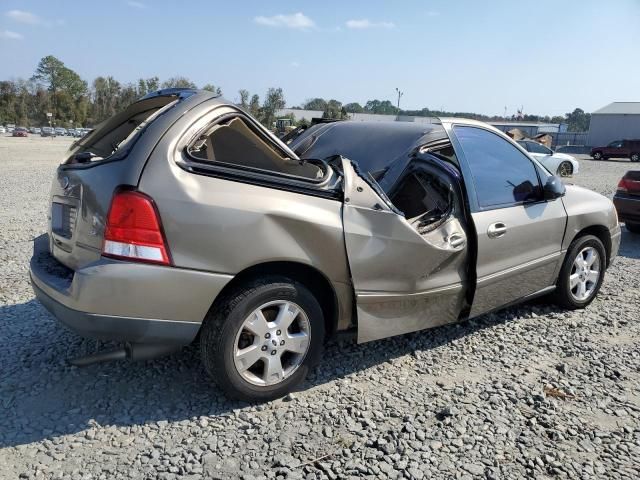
top-left (617, 177), bottom-right (640, 195)
top-left (102, 190), bottom-right (171, 265)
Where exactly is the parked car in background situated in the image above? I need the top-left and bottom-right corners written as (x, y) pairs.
top-left (590, 140), bottom-right (640, 162)
top-left (13, 127), bottom-right (29, 137)
top-left (516, 140), bottom-right (580, 177)
top-left (0, 126), bottom-right (6, 134)
top-left (7, 125), bottom-right (15, 133)
top-left (54, 127), bottom-right (67, 136)
top-left (34, 127), bottom-right (41, 135)
top-left (41, 127), bottom-right (56, 137)
top-left (29, 89), bottom-right (621, 401)
top-left (613, 170), bottom-right (640, 233)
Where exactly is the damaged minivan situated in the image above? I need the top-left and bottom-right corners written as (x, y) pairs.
top-left (30, 89), bottom-right (621, 401)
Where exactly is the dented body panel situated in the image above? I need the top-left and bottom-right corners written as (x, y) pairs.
top-left (341, 159), bottom-right (468, 342)
top-left (29, 92), bottom-right (620, 351)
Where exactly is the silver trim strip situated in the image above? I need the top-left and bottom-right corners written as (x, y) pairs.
top-left (356, 282), bottom-right (464, 303)
top-left (477, 251), bottom-right (561, 285)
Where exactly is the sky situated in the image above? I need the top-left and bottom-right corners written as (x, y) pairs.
top-left (1, 0), bottom-right (639, 117)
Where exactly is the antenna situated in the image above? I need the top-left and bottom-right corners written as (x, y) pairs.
top-left (395, 87), bottom-right (404, 109)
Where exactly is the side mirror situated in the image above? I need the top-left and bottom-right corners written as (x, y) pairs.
top-left (543, 175), bottom-right (566, 200)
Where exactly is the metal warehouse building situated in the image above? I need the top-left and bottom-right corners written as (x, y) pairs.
top-left (587, 102), bottom-right (640, 146)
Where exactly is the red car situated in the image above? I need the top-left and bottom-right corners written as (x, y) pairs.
top-left (12, 127), bottom-right (28, 137)
top-left (613, 170), bottom-right (640, 233)
top-left (591, 139), bottom-right (640, 162)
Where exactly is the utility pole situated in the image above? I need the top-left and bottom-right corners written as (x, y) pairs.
top-left (395, 88), bottom-right (403, 110)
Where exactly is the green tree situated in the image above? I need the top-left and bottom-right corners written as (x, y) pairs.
top-left (303, 97), bottom-right (327, 111)
top-left (202, 83), bottom-right (222, 95)
top-left (31, 55), bottom-right (88, 122)
top-left (364, 99), bottom-right (399, 115)
top-left (238, 89), bottom-right (250, 109)
top-left (91, 76), bottom-right (121, 124)
top-left (323, 99), bottom-right (346, 119)
top-left (344, 102), bottom-right (364, 113)
top-left (135, 76), bottom-right (160, 98)
top-left (249, 94), bottom-right (261, 120)
top-left (161, 76), bottom-right (197, 89)
top-left (565, 108), bottom-right (590, 132)
top-left (262, 88), bottom-right (286, 128)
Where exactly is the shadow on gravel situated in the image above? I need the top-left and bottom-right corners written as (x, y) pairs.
top-left (618, 228), bottom-right (640, 259)
top-left (0, 297), bottom-right (566, 448)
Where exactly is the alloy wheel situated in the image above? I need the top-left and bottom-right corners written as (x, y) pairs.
top-left (233, 300), bottom-right (311, 386)
top-left (557, 162), bottom-right (572, 177)
top-left (569, 247), bottom-right (600, 301)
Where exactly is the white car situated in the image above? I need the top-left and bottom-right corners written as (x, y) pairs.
top-left (0, 126), bottom-right (6, 134)
top-left (517, 140), bottom-right (580, 177)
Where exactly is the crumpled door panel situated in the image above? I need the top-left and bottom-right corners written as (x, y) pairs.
top-left (340, 158), bottom-right (469, 343)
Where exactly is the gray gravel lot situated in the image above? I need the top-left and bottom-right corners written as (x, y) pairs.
top-left (1, 136), bottom-right (639, 479)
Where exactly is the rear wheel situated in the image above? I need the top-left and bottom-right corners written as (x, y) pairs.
top-left (593, 152), bottom-right (602, 160)
top-left (557, 161), bottom-right (573, 177)
top-left (631, 152), bottom-right (640, 162)
top-left (626, 222), bottom-right (640, 234)
top-left (200, 276), bottom-right (324, 402)
top-left (552, 235), bottom-right (606, 309)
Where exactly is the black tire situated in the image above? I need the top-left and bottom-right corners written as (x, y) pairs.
top-left (593, 152), bottom-right (602, 160)
top-left (631, 152), bottom-right (640, 162)
top-left (626, 222), bottom-right (640, 234)
top-left (200, 275), bottom-right (324, 402)
top-left (552, 235), bottom-right (606, 309)
top-left (557, 161), bottom-right (573, 177)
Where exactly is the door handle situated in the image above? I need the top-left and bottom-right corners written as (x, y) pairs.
top-left (487, 222), bottom-right (507, 238)
top-left (448, 233), bottom-right (466, 248)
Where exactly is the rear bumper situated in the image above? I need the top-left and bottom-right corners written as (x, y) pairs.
top-left (30, 234), bottom-right (233, 345)
top-left (613, 194), bottom-right (640, 224)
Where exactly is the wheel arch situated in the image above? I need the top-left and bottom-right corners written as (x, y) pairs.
top-left (568, 225), bottom-right (612, 267)
top-left (204, 261), bottom-right (342, 339)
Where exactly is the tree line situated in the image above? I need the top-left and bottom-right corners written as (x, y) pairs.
top-left (0, 56), bottom-right (284, 129)
top-left (297, 98), bottom-right (591, 133)
top-left (1, 55), bottom-right (590, 132)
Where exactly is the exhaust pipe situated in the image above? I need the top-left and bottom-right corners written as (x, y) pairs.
top-left (68, 343), bottom-right (181, 367)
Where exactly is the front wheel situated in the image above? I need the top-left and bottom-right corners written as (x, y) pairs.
top-left (552, 235), bottom-right (606, 309)
top-left (630, 152), bottom-right (640, 162)
top-left (557, 161), bottom-right (573, 177)
top-left (200, 276), bottom-right (324, 402)
top-left (592, 152), bottom-right (602, 160)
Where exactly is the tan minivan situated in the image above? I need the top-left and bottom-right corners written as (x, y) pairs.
top-left (30, 89), bottom-right (620, 401)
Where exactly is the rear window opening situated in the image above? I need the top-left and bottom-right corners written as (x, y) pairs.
top-left (62, 95), bottom-right (179, 166)
top-left (390, 170), bottom-right (454, 234)
top-left (186, 115), bottom-right (326, 181)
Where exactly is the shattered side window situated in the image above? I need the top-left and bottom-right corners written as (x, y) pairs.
top-left (390, 170), bottom-right (453, 234)
top-left (187, 116), bottom-right (325, 181)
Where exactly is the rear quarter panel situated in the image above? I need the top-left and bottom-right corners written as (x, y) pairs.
top-left (138, 104), bottom-right (353, 324)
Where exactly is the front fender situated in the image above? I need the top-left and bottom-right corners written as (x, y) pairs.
top-left (561, 185), bottom-right (620, 262)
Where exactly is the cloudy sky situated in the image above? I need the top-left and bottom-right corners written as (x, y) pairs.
top-left (1, 0), bottom-right (639, 116)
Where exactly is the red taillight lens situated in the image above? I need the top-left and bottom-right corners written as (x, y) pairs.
top-left (103, 190), bottom-right (171, 265)
top-left (618, 177), bottom-right (640, 195)
top-left (617, 178), bottom-right (629, 193)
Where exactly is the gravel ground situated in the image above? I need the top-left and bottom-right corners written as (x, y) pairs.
top-left (1, 136), bottom-right (639, 480)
